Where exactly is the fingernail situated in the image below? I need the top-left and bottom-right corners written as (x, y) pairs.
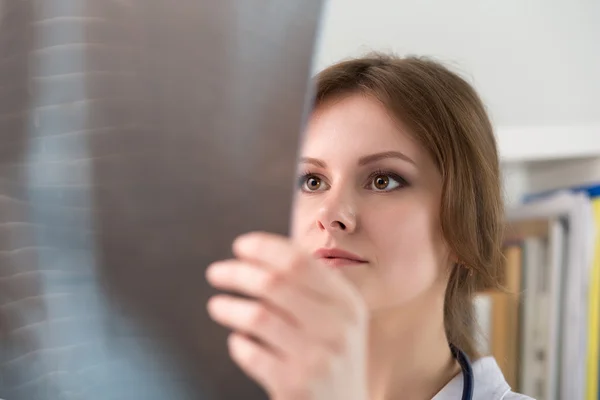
top-left (207, 295), bottom-right (228, 316)
top-left (206, 263), bottom-right (226, 282)
top-left (233, 234), bottom-right (253, 253)
top-left (206, 296), bottom-right (220, 316)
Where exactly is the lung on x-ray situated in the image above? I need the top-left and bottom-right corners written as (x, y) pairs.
top-left (0, 1), bottom-right (323, 398)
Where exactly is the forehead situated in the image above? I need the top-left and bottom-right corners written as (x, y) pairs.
top-left (301, 94), bottom-right (423, 163)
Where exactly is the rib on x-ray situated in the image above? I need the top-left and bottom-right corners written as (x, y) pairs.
top-left (0, 0), bottom-right (323, 398)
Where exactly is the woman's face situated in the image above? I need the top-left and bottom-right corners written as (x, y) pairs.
top-left (291, 94), bottom-right (451, 312)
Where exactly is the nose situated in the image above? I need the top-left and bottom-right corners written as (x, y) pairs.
top-left (316, 190), bottom-right (357, 233)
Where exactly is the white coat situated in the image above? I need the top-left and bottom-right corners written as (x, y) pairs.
top-left (433, 356), bottom-right (535, 399)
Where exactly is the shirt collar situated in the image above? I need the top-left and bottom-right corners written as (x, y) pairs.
top-left (432, 356), bottom-right (511, 399)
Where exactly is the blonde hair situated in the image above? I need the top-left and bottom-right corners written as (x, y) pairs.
top-left (312, 53), bottom-right (504, 359)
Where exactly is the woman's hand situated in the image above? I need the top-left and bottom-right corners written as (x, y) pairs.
top-left (206, 231), bottom-right (369, 400)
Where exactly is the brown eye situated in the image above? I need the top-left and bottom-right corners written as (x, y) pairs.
top-left (301, 175), bottom-right (324, 192)
top-left (369, 173), bottom-right (402, 191)
top-left (307, 177), bottom-right (321, 190)
top-left (373, 175), bottom-right (389, 190)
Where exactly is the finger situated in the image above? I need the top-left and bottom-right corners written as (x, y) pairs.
top-left (207, 259), bottom-right (309, 324)
top-left (206, 260), bottom-right (348, 347)
top-left (207, 294), bottom-right (306, 359)
top-left (232, 232), bottom-right (357, 303)
top-left (227, 332), bottom-right (283, 398)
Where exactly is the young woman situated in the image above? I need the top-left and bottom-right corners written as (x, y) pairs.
top-left (205, 54), bottom-right (532, 400)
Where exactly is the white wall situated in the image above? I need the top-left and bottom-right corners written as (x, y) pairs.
top-left (313, 0), bottom-right (600, 128)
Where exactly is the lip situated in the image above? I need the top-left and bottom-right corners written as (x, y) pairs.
top-left (313, 248), bottom-right (367, 267)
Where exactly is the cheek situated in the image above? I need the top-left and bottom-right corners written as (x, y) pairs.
top-left (290, 196), bottom-right (313, 241)
top-left (367, 199), bottom-right (447, 300)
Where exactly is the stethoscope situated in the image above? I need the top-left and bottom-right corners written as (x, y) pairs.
top-left (450, 343), bottom-right (474, 400)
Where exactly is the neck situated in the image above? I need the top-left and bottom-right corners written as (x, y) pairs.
top-left (367, 297), bottom-right (460, 400)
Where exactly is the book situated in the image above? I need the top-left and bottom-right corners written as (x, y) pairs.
top-left (586, 198), bottom-right (600, 400)
top-left (483, 244), bottom-right (523, 389)
top-left (521, 185), bottom-right (599, 400)
top-left (502, 217), bottom-right (566, 400)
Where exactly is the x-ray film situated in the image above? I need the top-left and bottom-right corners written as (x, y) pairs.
top-left (0, 1), bottom-right (323, 398)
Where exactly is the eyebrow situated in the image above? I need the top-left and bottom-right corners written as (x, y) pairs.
top-left (358, 151), bottom-right (416, 166)
top-left (298, 157), bottom-right (326, 168)
top-left (299, 151), bottom-right (416, 168)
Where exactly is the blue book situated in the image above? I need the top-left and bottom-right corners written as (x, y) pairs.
top-left (522, 182), bottom-right (600, 203)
